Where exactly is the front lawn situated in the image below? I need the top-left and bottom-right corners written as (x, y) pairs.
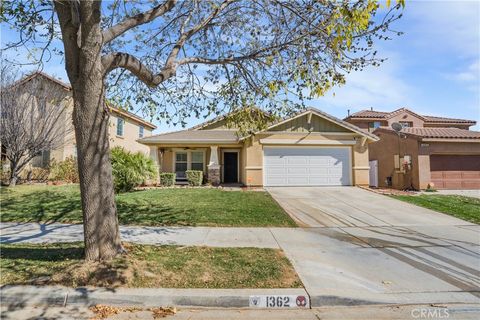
top-left (392, 194), bottom-right (480, 224)
top-left (0, 242), bottom-right (302, 288)
top-left (0, 185), bottom-right (296, 227)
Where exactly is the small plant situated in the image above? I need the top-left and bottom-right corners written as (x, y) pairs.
top-left (186, 170), bottom-right (203, 186)
top-left (425, 183), bottom-right (437, 192)
top-left (111, 147), bottom-right (157, 193)
top-left (49, 157), bottom-right (79, 183)
top-left (159, 172), bottom-right (175, 187)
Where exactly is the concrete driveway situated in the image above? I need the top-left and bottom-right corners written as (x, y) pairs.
top-left (267, 187), bottom-right (480, 305)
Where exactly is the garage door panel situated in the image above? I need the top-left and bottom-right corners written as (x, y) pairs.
top-left (308, 167), bottom-right (329, 175)
top-left (264, 157), bottom-right (285, 165)
top-left (263, 147), bottom-right (351, 186)
top-left (265, 167), bottom-right (287, 175)
top-left (308, 158), bottom-right (330, 165)
top-left (287, 167), bottom-right (308, 175)
top-left (286, 157), bottom-right (308, 165)
top-left (430, 155), bottom-right (480, 189)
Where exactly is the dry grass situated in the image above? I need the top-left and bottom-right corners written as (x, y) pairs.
top-left (0, 242), bottom-right (302, 289)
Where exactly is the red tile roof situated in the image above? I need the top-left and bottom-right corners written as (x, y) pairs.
top-left (377, 127), bottom-right (480, 140)
top-left (346, 108), bottom-right (475, 124)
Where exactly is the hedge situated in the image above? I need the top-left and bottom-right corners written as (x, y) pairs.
top-left (159, 172), bottom-right (175, 186)
top-left (186, 170), bottom-right (203, 186)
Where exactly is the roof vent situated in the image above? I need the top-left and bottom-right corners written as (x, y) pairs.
top-left (371, 107), bottom-right (373, 111)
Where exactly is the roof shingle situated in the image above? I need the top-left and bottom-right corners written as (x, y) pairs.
top-left (377, 127), bottom-right (480, 140)
top-left (346, 108), bottom-right (475, 124)
top-left (138, 130), bottom-right (240, 144)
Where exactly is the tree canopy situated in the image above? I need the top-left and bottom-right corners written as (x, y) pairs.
top-left (2, 0), bottom-right (404, 130)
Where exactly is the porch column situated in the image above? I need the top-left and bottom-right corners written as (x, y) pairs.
top-left (149, 146), bottom-right (160, 184)
top-left (207, 146), bottom-right (221, 185)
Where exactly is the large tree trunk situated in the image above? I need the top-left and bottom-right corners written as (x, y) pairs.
top-left (69, 1), bottom-right (122, 261)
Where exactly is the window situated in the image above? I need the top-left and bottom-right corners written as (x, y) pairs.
top-left (139, 125), bottom-right (144, 138)
top-left (174, 150), bottom-right (205, 179)
top-left (116, 117), bottom-right (124, 136)
top-left (399, 121), bottom-right (412, 128)
top-left (32, 150), bottom-right (50, 168)
top-left (175, 152), bottom-right (188, 178)
top-left (191, 151), bottom-right (204, 171)
top-left (368, 121), bottom-right (381, 132)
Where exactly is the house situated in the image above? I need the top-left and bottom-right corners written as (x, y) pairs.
top-left (138, 107), bottom-right (378, 187)
top-left (2, 72), bottom-right (156, 168)
top-left (344, 108), bottom-right (480, 190)
top-left (344, 107), bottom-right (476, 132)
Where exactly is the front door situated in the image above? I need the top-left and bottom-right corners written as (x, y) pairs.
top-left (223, 152), bottom-right (238, 183)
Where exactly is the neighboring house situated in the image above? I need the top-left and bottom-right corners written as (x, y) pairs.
top-left (5, 72), bottom-right (156, 168)
top-left (344, 107), bottom-right (476, 132)
top-left (344, 108), bottom-right (480, 190)
top-left (139, 107), bottom-right (378, 187)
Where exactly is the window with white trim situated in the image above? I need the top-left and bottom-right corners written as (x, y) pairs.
top-left (139, 125), bottom-right (144, 138)
top-left (191, 151), bottom-right (204, 171)
top-left (175, 152), bottom-right (188, 178)
top-left (116, 117), bottom-right (124, 136)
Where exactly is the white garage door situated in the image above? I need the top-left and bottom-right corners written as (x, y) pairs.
top-left (263, 147), bottom-right (351, 186)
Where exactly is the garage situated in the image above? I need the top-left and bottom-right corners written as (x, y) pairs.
top-left (263, 147), bottom-right (351, 186)
top-left (430, 154), bottom-right (480, 189)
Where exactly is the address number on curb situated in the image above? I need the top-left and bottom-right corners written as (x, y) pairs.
top-left (249, 295), bottom-right (309, 308)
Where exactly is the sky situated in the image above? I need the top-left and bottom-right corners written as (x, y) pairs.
top-left (1, 0), bottom-right (479, 132)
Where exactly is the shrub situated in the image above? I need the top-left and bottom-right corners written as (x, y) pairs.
top-left (111, 147), bottom-right (156, 193)
top-left (21, 167), bottom-right (50, 182)
top-left (49, 157), bottom-right (79, 183)
top-left (159, 172), bottom-right (175, 187)
top-left (186, 170), bottom-right (203, 186)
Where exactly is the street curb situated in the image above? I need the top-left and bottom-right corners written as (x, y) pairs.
top-left (0, 285), bottom-right (311, 309)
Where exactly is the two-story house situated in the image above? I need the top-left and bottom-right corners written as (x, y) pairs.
top-left (2, 72), bottom-right (156, 170)
top-left (345, 108), bottom-right (480, 190)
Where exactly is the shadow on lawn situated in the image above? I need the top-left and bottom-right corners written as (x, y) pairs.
top-left (1, 188), bottom-right (191, 226)
top-left (1, 190), bottom-right (82, 223)
top-left (0, 245), bottom-right (83, 261)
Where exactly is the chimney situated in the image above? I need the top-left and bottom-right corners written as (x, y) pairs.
top-left (347, 109), bottom-right (350, 117)
top-left (371, 107), bottom-right (373, 111)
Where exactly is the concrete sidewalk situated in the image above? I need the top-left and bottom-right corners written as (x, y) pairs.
top-left (0, 222), bottom-right (280, 248)
top-left (2, 221), bottom-right (479, 307)
top-left (2, 304), bottom-right (480, 320)
top-left (0, 285), bottom-right (309, 309)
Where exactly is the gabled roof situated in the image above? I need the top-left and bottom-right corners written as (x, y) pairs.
top-left (345, 107), bottom-right (476, 125)
top-left (375, 127), bottom-right (480, 140)
top-left (14, 72), bottom-right (156, 129)
top-left (138, 129), bottom-right (239, 144)
top-left (384, 107), bottom-right (426, 121)
top-left (189, 106), bottom-right (271, 131)
top-left (16, 71), bottom-right (72, 91)
top-left (255, 107), bottom-right (379, 141)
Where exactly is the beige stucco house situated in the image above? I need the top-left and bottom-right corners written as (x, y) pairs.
top-left (2, 72), bottom-right (156, 168)
top-left (139, 108), bottom-right (378, 187)
top-left (344, 108), bottom-right (480, 190)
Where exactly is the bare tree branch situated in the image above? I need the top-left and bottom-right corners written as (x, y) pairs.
top-left (102, 52), bottom-right (176, 87)
top-left (102, 0), bottom-right (178, 44)
top-left (0, 66), bottom-right (72, 185)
